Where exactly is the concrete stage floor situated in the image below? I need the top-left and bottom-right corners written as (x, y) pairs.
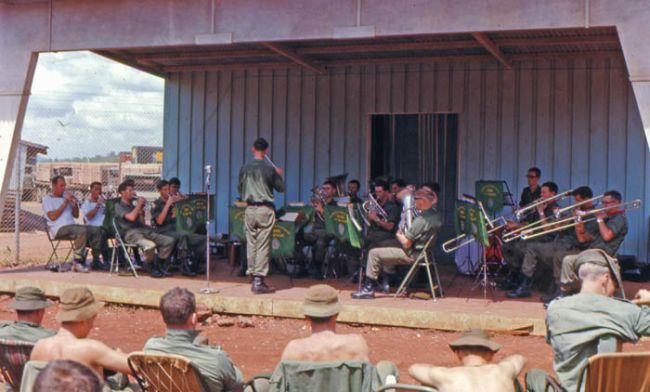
top-left (0, 260), bottom-right (644, 336)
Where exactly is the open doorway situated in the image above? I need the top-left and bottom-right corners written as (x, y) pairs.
top-left (370, 113), bottom-right (458, 260)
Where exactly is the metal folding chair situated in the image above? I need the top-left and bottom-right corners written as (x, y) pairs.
top-left (110, 218), bottom-right (140, 278)
top-left (394, 234), bottom-right (443, 301)
top-left (43, 217), bottom-right (74, 269)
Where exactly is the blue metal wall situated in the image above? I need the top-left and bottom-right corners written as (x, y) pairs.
top-left (163, 57), bottom-right (650, 260)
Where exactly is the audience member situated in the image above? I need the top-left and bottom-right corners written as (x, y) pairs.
top-left (143, 287), bottom-right (244, 391)
top-left (0, 287), bottom-right (55, 342)
top-left (409, 330), bottom-right (525, 392)
top-left (33, 359), bottom-right (102, 392)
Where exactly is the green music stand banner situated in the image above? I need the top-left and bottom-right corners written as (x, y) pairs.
top-left (271, 221), bottom-right (296, 257)
top-left (324, 205), bottom-right (350, 243)
top-left (101, 198), bottom-right (121, 235)
top-left (228, 206), bottom-right (247, 241)
top-left (454, 201), bottom-right (489, 247)
top-left (475, 180), bottom-right (505, 216)
top-left (284, 205), bottom-right (315, 225)
top-left (175, 194), bottom-right (215, 234)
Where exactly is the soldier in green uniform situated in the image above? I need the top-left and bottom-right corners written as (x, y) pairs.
top-left (526, 249), bottom-right (650, 392)
top-left (143, 288), bottom-right (244, 391)
top-left (559, 190), bottom-right (628, 293)
top-left (151, 179), bottom-right (207, 277)
top-left (114, 181), bottom-right (176, 278)
top-left (352, 187), bottom-right (442, 299)
top-left (296, 180), bottom-right (337, 280)
top-left (238, 137), bottom-right (285, 294)
top-left (506, 186), bottom-right (597, 300)
top-left (0, 287), bottom-right (55, 342)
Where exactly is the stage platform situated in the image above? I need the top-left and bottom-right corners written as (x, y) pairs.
top-left (0, 260), bottom-right (643, 336)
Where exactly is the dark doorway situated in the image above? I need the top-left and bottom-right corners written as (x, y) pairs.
top-left (370, 113), bottom-right (458, 261)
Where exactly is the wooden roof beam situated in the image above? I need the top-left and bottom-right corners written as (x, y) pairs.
top-left (262, 42), bottom-right (327, 74)
top-left (472, 32), bottom-right (513, 69)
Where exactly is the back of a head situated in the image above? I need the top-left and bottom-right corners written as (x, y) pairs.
top-left (160, 287), bottom-right (196, 326)
top-left (253, 137), bottom-right (269, 151)
top-left (572, 186), bottom-right (593, 199)
top-left (34, 359), bottom-right (102, 392)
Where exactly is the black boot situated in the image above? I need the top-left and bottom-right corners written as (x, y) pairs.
top-left (497, 271), bottom-right (520, 291)
top-left (251, 276), bottom-right (275, 294)
top-left (380, 274), bottom-right (391, 294)
top-left (181, 258), bottom-right (197, 277)
top-left (91, 258), bottom-right (109, 271)
top-left (351, 279), bottom-right (377, 299)
top-left (148, 261), bottom-right (163, 278)
top-left (507, 276), bottom-right (533, 298)
top-left (541, 284), bottom-right (565, 307)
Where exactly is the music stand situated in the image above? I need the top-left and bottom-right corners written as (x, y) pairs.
top-left (199, 165), bottom-right (219, 295)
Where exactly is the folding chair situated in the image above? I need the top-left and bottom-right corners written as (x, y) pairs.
top-left (268, 360), bottom-right (384, 392)
top-left (394, 234), bottom-right (443, 301)
top-left (128, 351), bottom-right (210, 392)
top-left (575, 352), bottom-right (650, 392)
top-left (43, 217), bottom-right (74, 269)
top-left (110, 217), bottom-right (140, 278)
top-left (0, 339), bottom-right (34, 391)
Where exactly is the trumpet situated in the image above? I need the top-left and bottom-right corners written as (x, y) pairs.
top-left (519, 199), bottom-right (642, 241)
top-left (362, 193), bottom-right (389, 222)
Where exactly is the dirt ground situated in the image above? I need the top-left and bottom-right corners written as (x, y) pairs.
top-left (1, 296), bottom-right (649, 386)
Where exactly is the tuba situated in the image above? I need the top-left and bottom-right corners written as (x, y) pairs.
top-left (399, 192), bottom-right (420, 232)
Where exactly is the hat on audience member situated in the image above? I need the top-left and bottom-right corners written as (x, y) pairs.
top-left (55, 288), bottom-right (104, 322)
top-left (301, 284), bottom-right (342, 318)
top-left (574, 249), bottom-right (624, 292)
top-left (8, 287), bottom-right (52, 311)
top-left (449, 329), bottom-right (501, 352)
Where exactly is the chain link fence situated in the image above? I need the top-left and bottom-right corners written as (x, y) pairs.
top-left (0, 51), bottom-right (164, 266)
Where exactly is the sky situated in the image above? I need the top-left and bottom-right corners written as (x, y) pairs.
top-left (22, 51), bottom-right (164, 160)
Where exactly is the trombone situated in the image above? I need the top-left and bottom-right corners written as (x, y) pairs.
top-left (519, 199), bottom-right (642, 241)
top-left (441, 195), bottom-right (508, 253)
top-left (502, 190), bottom-right (573, 243)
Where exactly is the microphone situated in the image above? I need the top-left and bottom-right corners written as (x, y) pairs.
top-left (204, 165), bottom-right (212, 187)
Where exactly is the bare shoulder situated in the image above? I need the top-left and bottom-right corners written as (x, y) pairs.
top-left (409, 363), bottom-right (447, 386)
top-left (498, 355), bottom-right (526, 375)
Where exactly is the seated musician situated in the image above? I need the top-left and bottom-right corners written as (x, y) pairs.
top-left (409, 330), bottom-right (525, 392)
top-left (558, 190), bottom-right (628, 295)
top-left (500, 181), bottom-right (559, 291)
top-left (297, 180), bottom-right (338, 280)
top-left (506, 186), bottom-right (597, 300)
top-left (347, 179), bottom-right (362, 204)
top-left (360, 180), bottom-right (401, 291)
top-left (168, 177), bottom-right (182, 196)
top-left (151, 179), bottom-right (206, 277)
top-left (42, 176), bottom-right (106, 272)
top-left (519, 167), bottom-right (542, 219)
top-left (352, 187), bottom-right (442, 299)
top-left (80, 181), bottom-right (111, 270)
top-left (390, 179), bottom-right (406, 205)
top-left (114, 181), bottom-right (176, 278)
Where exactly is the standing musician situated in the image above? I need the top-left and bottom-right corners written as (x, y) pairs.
top-left (352, 187), bottom-right (442, 299)
top-left (558, 190), bottom-right (628, 296)
top-left (151, 179), bottom-right (206, 277)
top-left (506, 186), bottom-right (597, 300)
top-left (297, 180), bottom-right (338, 280)
top-left (500, 181), bottom-right (559, 290)
top-left (519, 167), bottom-right (542, 223)
top-left (238, 137), bottom-right (285, 294)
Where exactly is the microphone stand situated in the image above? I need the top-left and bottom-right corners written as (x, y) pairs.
top-left (200, 165), bottom-right (219, 294)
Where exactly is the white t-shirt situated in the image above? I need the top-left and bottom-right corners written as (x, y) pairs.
top-left (81, 198), bottom-right (105, 227)
top-left (42, 195), bottom-right (76, 238)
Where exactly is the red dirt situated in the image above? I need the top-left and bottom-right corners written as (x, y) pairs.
top-left (2, 296), bottom-right (649, 386)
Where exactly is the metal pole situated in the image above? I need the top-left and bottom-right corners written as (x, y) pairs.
top-left (200, 165), bottom-right (218, 294)
top-left (14, 147), bottom-right (21, 265)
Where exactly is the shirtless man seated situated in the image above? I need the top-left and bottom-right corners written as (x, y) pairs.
top-left (30, 288), bottom-right (132, 388)
top-left (280, 284), bottom-right (397, 382)
top-left (409, 330), bottom-right (525, 392)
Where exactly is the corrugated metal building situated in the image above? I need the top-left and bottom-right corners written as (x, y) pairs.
top-left (150, 28), bottom-right (649, 259)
